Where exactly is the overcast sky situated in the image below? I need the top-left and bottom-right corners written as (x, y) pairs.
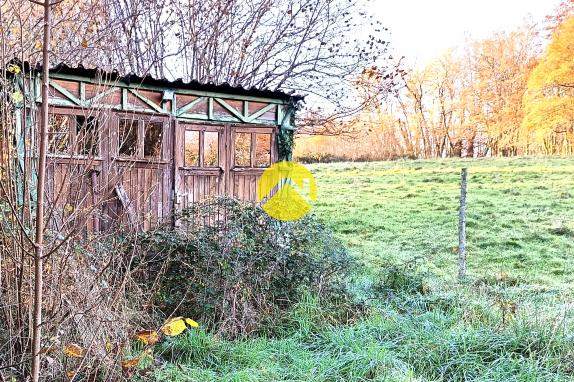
top-left (371, 0), bottom-right (562, 68)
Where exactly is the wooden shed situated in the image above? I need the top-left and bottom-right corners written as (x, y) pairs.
top-left (5, 62), bottom-right (302, 232)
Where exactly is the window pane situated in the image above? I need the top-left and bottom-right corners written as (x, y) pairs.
top-left (48, 114), bottom-right (70, 154)
top-left (76, 115), bottom-right (99, 156)
top-left (119, 119), bottom-right (138, 156)
top-left (255, 134), bottom-right (271, 167)
top-left (234, 132), bottom-right (251, 166)
top-left (184, 130), bottom-right (199, 166)
top-left (204, 131), bottom-right (219, 167)
top-left (144, 122), bottom-right (163, 159)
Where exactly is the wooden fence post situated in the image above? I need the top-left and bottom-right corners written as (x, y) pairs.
top-left (458, 168), bottom-right (467, 280)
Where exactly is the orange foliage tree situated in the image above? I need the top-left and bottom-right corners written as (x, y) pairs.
top-left (522, 16), bottom-right (574, 154)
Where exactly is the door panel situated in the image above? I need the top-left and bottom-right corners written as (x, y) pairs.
top-left (106, 113), bottom-right (172, 231)
top-left (174, 122), bottom-right (278, 218)
top-left (175, 123), bottom-right (226, 212)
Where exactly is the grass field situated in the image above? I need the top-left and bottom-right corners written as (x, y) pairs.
top-left (155, 157), bottom-right (574, 381)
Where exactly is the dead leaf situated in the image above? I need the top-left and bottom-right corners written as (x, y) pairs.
top-left (121, 356), bottom-right (140, 371)
top-left (81, 38), bottom-right (88, 48)
top-left (34, 40), bottom-right (43, 50)
top-left (134, 330), bottom-right (160, 346)
top-left (64, 343), bottom-right (83, 358)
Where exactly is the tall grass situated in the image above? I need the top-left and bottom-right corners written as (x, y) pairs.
top-left (151, 157), bottom-right (574, 381)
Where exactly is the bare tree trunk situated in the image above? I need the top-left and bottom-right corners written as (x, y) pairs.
top-left (31, 0), bottom-right (51, 380)
top-left (458, 168), bottom-right (467, 280)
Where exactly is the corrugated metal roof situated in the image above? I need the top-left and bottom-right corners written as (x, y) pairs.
top-left (21, 61), bottom-right (304, 103)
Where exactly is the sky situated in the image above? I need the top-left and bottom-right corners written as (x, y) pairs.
top-left (371, 0), bottom-right (562, 68)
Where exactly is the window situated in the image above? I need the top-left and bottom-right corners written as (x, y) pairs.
top-left (144, 122), bottom-right (163, 159)
top-left (117, 118), bottom-right (164, 159)
top-left (184, 130), bottom-right (200, 166)
top-left (255, 134), bottom-right (271, 167)
top-left (234, 133), bottom-right (251, 166)
top-left (76, 116), bottom-right (98, 155)
top-left (184, 129), bottom-right (219, 167)
top-left (48, 114), bottom-right (99, 156)
top-left (204, 131), bottom-right (219, 167)
top-left (48, 115), bottom-right (71, 154)
top-left (118, 119), bottom-right (138, 156)
top-left (234, 132), bottom-right (272, 167)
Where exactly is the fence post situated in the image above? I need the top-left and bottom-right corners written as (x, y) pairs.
top-left (458, 168), bottom-right (468, 280)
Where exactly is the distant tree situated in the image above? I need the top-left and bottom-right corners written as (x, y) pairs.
top-left (545, 0), bottom-right (574, 35)
top-left (467, 26), bottom-right (539, 156)
top-left (522, 16), bottom-right (574, 154)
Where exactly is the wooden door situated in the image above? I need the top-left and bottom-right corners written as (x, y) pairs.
top-left (44, 109), bottom-right (106, 235)
top-left (174, 123), bottom-right (227, 211)
top-left (174, 122), bottom-right (277, 215)
top-left (106, 113), bottom-right (172, 231)
top-left (229, 126), bottom-right (276, 201)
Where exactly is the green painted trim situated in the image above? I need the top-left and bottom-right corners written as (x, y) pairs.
top-left (176, 96), bottom-right (206, 116)
top-left (87, 86), bottom-right (119, 105)
top-left (277, 104), bottom-right (283, 125)
top-left (246, 103), bottom-right (275, 123)
top-left (48, 72), bottom-right (290, 105)
top-left (213, 98), bottom-right (244, 122)
top-left (48, 98), bottom-right (78, 107)
top-left (128, 88), bottom-right (163, 113)
top-left (34, 77), bottom-right (41, 102)
top-left (177, 114), bottom-right (277, 125)
top-left (35, 74), bottom-right (294, 128)
top-left (122, 88), bottom-right (128, 110)
top-left (49, 80), bottom-right (83, 106)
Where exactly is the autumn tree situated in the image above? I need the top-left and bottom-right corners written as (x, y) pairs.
top-left (522, 16), bottom-right (574, 155)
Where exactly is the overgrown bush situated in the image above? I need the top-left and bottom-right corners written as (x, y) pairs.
top-left (133, 197), bottom-right (356, 338)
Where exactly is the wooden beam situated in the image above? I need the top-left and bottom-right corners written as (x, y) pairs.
top-left (128, 88), bottom-right (163, 113)
top-left (214, 98), bottom-right (245, 122)
top-left (114, 183), bottom-right (139, 229)
top-left (49, 72), bottom-right (290, 105)
top-left (49, 80), bottom-right (84, 106)
top-left (246, 103), bottom-right (275, 123)
top-left (175, 96), bottom-right (206, 116)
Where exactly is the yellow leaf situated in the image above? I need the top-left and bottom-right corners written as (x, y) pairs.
top-left (64, 203), bottom-right (75, 213)
top-left (134, 330), bottom-right (160, 345)
top-left (66, 370), bottom-right (76, 378)
top-left (120, 356), bottom-right (140, 371)
top-left (81, 38), bottom-right (88, 48)
top-left (105, 340), bottom-right (113, 353)
top-left (35, 40), bottom-right (43, 50)
top-left (161, 317), bottom-right (187, 336)
top-left (185, 318), bottom-right (199, 328)
top-left (11, 91), bottom-right (23, 103)
top-left (7, 64), bottom-right (21, 74)
top-left (64, 343), bottom-right (83, 358)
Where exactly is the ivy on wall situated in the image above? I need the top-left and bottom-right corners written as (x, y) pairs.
top-left (277, 97), bottom-right (301, 161)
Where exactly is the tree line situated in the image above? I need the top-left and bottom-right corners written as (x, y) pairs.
top-left (296, 1), bottom-right (574, 161)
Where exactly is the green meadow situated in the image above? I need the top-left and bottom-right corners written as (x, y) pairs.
top-left (156, 157), bottom-right (574, 381)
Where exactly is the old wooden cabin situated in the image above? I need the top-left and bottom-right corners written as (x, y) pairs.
top-left (6, 62), bottom-right (302, 232)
